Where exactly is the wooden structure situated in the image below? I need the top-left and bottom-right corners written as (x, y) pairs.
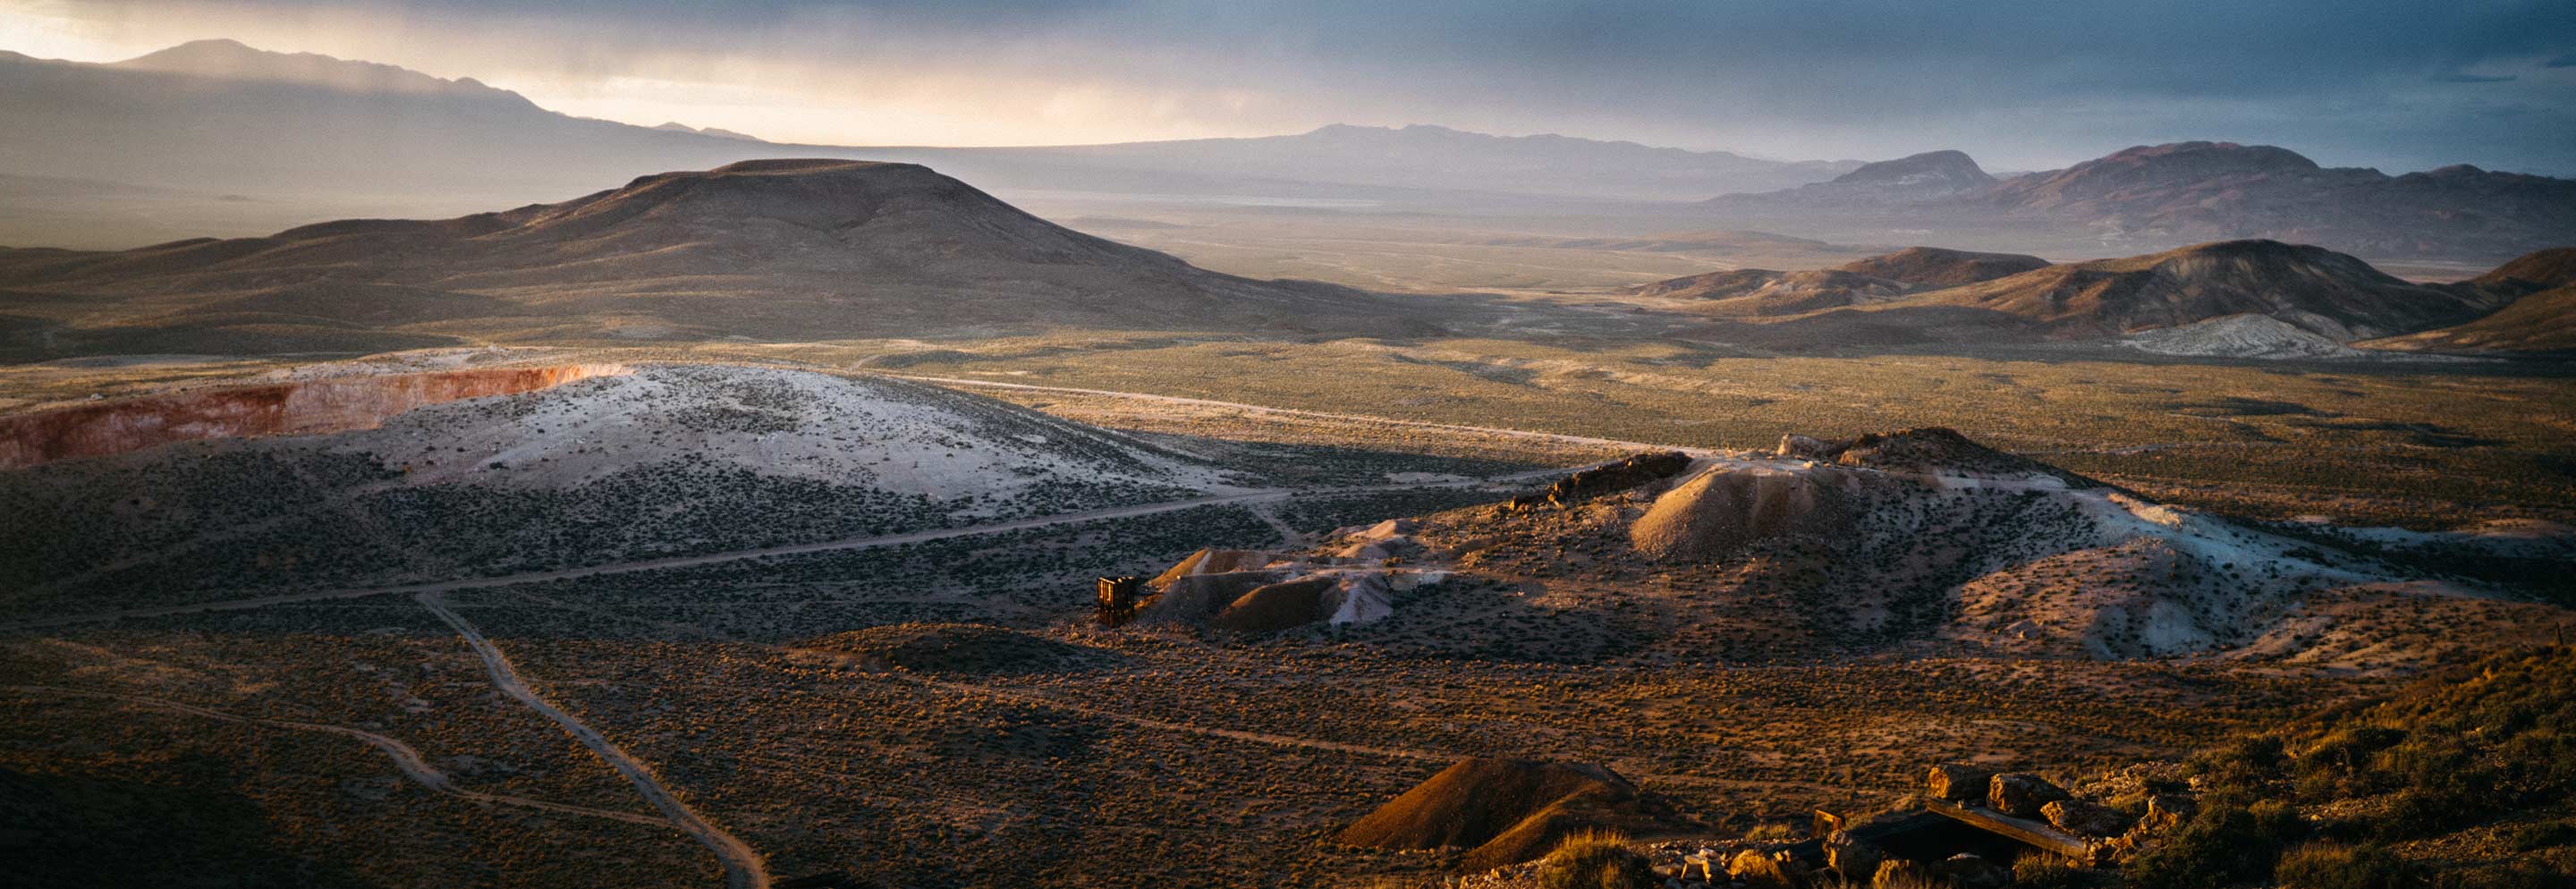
top-left (1778, 800), bottom-right (2094, 875)
top-left (1095, 576), bottom-right (1141, 626)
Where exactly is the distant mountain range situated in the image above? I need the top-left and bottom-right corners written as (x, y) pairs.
top-left (4, 38), bottom-right (2566, 263)
top-left (0, 39), bottom-right (1854, 212)
top-left (0, 159), bottom-right (1428, 358)
top-left (1712, 141), bottom-right (2576, 258)
top-left (1648, 241), bottom-right (2570, 356)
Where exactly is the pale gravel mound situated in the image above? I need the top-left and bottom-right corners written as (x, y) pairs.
top-left (337, 364), bottom-right (1230, 505)
top-left (2123, 314), bottom-right (2385, 360)
top-left (1530, 427), bottom-right (2408, 655)
top-left (1628, 465), bottom-right (1844, 562)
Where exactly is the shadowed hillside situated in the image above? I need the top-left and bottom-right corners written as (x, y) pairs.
top-left (0, 159), bottom-right (1433, 356)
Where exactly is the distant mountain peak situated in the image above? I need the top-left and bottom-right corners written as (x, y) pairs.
top-left (1295, 123), bottom-right (1750, 158)
top-left (1831, 149), bottom-right (1993, 187)
top-left (2078, 141), bottom-right (2321, 178)
top-left (652, 121), bottom-right (765, 141)
top-left (109, 38), bottom-right (529, 105)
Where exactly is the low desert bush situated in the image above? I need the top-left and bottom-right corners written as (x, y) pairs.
top-left (1535, 830), bottom-right (1654, 889)
top-left (2123, 802), bottom-right (2309, 889)
top-left (2275, 842), bottom-right (2419, 889)
top-left (2009, 853), bottom-right (2091, 889)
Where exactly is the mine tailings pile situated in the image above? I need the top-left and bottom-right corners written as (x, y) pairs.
top-left (0, 364), bottom-right (631, 469)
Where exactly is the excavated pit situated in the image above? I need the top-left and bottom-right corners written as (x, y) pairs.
top-left (0, 363), bottom-right (631, 469)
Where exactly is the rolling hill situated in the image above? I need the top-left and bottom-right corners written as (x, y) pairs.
top-left (1625, 246), bottom-right (2048, 318)
top-left (2360, 285), bottom-right (2576, 355)
top-left (1705, 149), bottom-right (1997, 208)
top-left (1912, 240), bottom-right (2503, 340)
top-left (0, 158), bottom-right (1432, 355)
top-left (1657, 241), bottom-right (2560, 354)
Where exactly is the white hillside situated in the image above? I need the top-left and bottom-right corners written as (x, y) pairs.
top-left (2121, 313), bottom-right (2391, 360)
top-left (342, 364), bottom-right (1231, 509)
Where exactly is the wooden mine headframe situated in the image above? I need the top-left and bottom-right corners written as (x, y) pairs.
top-left (1095, 576), bottom-right (1140, 627)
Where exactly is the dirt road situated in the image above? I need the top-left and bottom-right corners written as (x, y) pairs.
top-left (3, 683), bottom-right (673, 827)
top-left (418, 592), bottom-right (771, 889)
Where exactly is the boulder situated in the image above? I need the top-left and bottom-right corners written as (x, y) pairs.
top-left (1777, 435), bottom-right (1838, 460)
top-left (1988, 773), bottom-right (2071, 817)
top-left (1822, 829), bottom-right (1881, 880)
top-left (1927, 764), bottom-right (1995, 802)
top-left (1932, 853), bottom-right (2011, 889)
top-left (2043, 799), bottom-right (2132, 837)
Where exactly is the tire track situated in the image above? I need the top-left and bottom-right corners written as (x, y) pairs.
top-left (3, 684), bottom-right (671, 827)
top-left (418, 591), bottom-right (769, 889)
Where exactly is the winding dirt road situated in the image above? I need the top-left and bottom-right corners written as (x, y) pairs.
top-left (417, 591), bottom-right (771, 889)
top-left (3, 684), bottom-right (672, 827)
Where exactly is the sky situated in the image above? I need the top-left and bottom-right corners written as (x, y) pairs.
top-left (5, 0), bottom-right (2574, 174)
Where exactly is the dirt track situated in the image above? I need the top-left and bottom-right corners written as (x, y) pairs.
top-left (419, 591), bottom-right (773, 889)
top-left (2, 683), bottom-right (674, 827)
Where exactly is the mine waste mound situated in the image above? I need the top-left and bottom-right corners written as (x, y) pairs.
top-left (0, 363), bottom-right (1224, 619)
top-left (1627, 428), bottom-right (2108, 563)
top-left (1371, 427), bottom-right (2569, 663)
top-left (1339, 758), bottom-right (1696, 872)
top-left (1131, 527), bottom-right (1450, 635)
top-left (802, 623), bottom-right (1117, 675)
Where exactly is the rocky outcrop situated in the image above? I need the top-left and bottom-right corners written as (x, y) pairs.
top-left (1927, 764), bottom-right (1996, 802)
top-left (2043, 800), bottom-right (2132, 837)
top-left (1988, 774), bottom-right (2072, 818)
top-left (1511, 451), bottom-right (1693, 511)
top-left (0, 363), bottom-right (628, 469)
top-left (1822, 829), bottom-right (1881, 878)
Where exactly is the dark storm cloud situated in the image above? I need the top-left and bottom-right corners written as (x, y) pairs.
top-left (64, 0), bottom-right (2576, 174)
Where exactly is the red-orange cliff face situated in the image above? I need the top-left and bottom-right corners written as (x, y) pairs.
top-left (0, 364), bottom-right (630, 469)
